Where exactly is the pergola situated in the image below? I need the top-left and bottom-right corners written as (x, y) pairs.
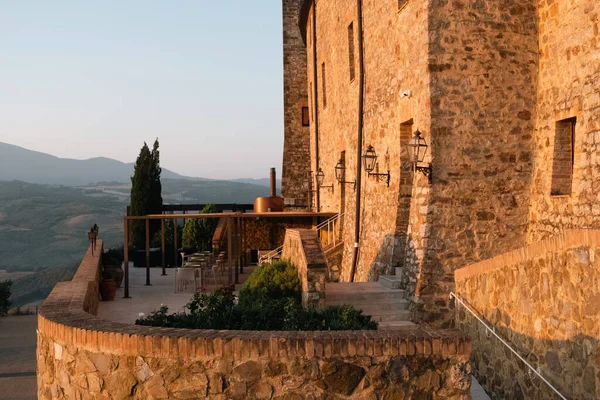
top-left (121, 211), bottom-right (336, 298)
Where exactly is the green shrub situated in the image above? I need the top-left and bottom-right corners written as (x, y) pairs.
top-left (135, 262), bottom-right (377, 331)
top-left (238, 260), bottom-right (300, 305)
top-left (0, 280), bottom-right (12, 316)
top-left (181, 204), bottom-right (219, 251)
top-left (103, 247), bottom-right (124, 265)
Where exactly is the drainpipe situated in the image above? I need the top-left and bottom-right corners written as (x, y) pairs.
top-left (349, 0), bottom-right (365, 282)
top-left (312, 4), bottom-right (320, 213)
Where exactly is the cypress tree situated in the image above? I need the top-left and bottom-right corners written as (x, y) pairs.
top-left (130, 140), bottom-right (163, 248)
top-left (149, 139), bottom-right (163, 238)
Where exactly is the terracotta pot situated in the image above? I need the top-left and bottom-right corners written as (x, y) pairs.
top-left (100, 279), bottom-right (117, 301)
top-left (104, 265), bottom-right (124, 288)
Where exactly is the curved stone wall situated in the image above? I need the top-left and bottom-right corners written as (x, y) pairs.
top-left (455, 230), bottom-right (600, 399)
top-left (37, 239), bottom-right (472, 399)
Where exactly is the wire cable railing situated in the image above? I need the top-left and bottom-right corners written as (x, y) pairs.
top-left (258, 213), bottom-right (344, 266)
top-left (314, 213), bottom-right (344, 249)
top-left (450, 292), bottom-right (567, 400)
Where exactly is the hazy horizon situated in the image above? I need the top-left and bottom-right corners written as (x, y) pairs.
top-left (0, 1), bottom-right (284, 179)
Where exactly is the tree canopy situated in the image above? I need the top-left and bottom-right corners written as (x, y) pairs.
top-left (0, 280), bottom-right (12, 316)
top-left (130, 139), bottom-right (163, 248)
top-left (181, 204), bottom-right (219, 251)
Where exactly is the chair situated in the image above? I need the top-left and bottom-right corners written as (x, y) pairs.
top-left (215, 259), bottom-right (225, 277)
top-left (175, 268), bottom-right (197, 292)
top-left (203, 265), bottom-right (218, 286)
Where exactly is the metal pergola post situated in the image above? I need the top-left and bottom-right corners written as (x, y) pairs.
top-left (123, 218), bottom-right (130, 298)
top-left (161, 219), bottom-right (166, 276)
top-left (145, 218), bottom-right (151, 286)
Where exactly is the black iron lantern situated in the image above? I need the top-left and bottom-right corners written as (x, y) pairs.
top-left (362, 145), bottom-right (390, 186)
top-left (88, 227), bottom-right (97, 255)
top-left (335, 160), bottom-right (345, 183)
top-left (301, 173), bottom-right (310, 191)
top-left (362, 145), bottom-right (378, 173)
top-left (316, 168), bottom-right (333, 191)
top-left (407, 129), bottom-right (432, 183)
top-left (334, 159), bottom-right (355, 190)
top-left (407, 129), bottom-right (428, 163)
top-left (316, 168), bottom-right (325, 186)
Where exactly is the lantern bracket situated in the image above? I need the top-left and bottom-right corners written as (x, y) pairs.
top-left (338, 180), bottom-right (356, 191)
top-left (415, 164), bottom-right (432, 183)
top-left (368, 170), bottom-right (391, 187)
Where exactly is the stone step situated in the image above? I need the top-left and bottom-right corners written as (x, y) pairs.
top-left (378, 320), bottom-right (416, 329)
top-left (378, 275), bottom-right (403, 289)
top-left (324, 298), bottom-right (410, 311)
top-left (368, 310), bottom-right (412, 322)
top-left (395, 267), bottom-right (403, 277)
top-left (325, 290), bottom-right (406, 302)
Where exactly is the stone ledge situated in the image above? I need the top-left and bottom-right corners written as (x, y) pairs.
top-left (39, 238), bottom-right (470, 363)
top-left (455, 229), bottom-right (600, 281)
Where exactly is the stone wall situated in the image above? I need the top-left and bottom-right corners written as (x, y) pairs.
top-left (281, 229), bottom-right (328, 308)
top-left (304, 0), bottom-right (432, 287)
top-left (455, 229), bottom-right (600, 399)
top-left (415, 0), bottom-right (539, 326)
top-left (528, 0), bottom-right (600, 240)
top-left (299, 0), bottom-right (540, 326)
top-left (281, 0), bottom-right (311, 201)
top-left (38, 237), bottom-right (473, 399)
top-left (244, 218), bottom-right (314, 261)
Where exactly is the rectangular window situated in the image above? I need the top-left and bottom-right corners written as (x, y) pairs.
top-left (551, 117), bottom-right (576, 196)
top-left (321, 63), bottom-right (327, 108)
top-left (302, 107), bottom-right (310, 127)
top-left (398, 0), bottom-right (408, 10)
top-left (348, 23), bottom-right (356, 81)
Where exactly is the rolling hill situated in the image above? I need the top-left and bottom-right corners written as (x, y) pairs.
top-left (0, 142), bottom-right (197, 185)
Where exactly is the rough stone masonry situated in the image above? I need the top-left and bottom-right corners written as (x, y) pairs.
top-left (290, 0), bottom-right (600, 326)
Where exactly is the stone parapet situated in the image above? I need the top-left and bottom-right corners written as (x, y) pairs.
top-left (455, 229), bottom-right (600, 399)
top-left (281, 229), bottom-right (328, 308)
top-left (37, 238), bottom-right (472, 399)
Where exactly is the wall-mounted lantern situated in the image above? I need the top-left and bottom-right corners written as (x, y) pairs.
top-left (316, 168), bottom-right (334, 191)
top-left (88, 226), bottom-right (98, 255)
top-left (407, 129), bottom-right (432, 183)
top-left (334, 160), bottom-right (356, 190)
top-left (301, 171), bottom-right (314, 192)
top-left (362, 145), bottom-right (390, 187)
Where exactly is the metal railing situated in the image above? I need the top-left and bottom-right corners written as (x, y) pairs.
top-left (257, 213), bottom-right (344, 266)
top-left (450, 292), bottom-right (567, 400)
top-left (258, 245), bottom-right (284, 265)
top-left (314, 213), bottom-right (344, 249)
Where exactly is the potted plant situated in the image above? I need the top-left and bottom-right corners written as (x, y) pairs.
top-left (102, 250), bottom-right (124, 288)
top-left (100, 270), bottom-right (116, 301)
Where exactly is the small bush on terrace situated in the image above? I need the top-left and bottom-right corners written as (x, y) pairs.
top-left (239, 260), bottom-right (300, 305)
top-left (135, 261), bottom-right (377, 331)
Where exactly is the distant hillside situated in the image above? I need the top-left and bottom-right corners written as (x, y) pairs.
top-left (230, 178), bottom-right (281, 190)
top-left (8, 262), bottom-right (79, 307)
top-left (0, 142), bottom-right (195, 185)
top-left (0, 142), bottom-right (278, 188)
top-left (0, 179), bottom-right (267, 270)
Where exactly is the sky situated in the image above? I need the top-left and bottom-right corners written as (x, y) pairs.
top-left (0, 1), bottom-right (284, 179)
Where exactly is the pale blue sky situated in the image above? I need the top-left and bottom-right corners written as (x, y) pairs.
top-left (0, 1), bottom-right (284, 179)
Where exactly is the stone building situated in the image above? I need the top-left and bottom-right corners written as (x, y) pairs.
top-left (281, 0), bottom-right (600, 325)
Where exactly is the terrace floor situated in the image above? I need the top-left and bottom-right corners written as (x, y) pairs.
top-left (97, 265), bottom-right (255, 324)
top-left (95, 266), bottom-right (490, 399)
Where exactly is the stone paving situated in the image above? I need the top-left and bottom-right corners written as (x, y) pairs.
top-left (0, 315), bottom-right (37, 400)
top-left (97, 266), bottom-right (254, 324)
top-left (96, 267), bottom-right (490, 399)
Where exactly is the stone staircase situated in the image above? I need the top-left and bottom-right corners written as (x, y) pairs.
top-left (324, 275), bottom-right (414, 328)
